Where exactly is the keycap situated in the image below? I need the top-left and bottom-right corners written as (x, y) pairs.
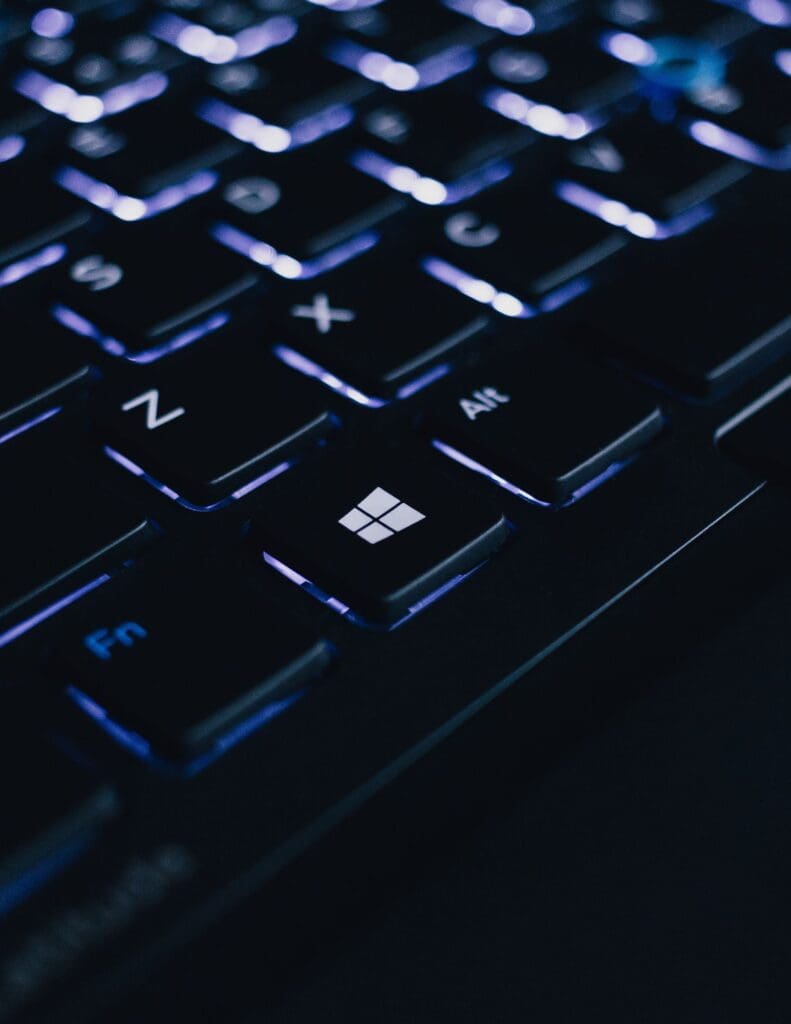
top-left (0, 311), bottom-right (94, 433)
top-left (596, 0), bottom-right (749, 38)
top-left (0, 159), bottom-right (89, 283)
top-left (99, 340), bottom-right (335, 505)
top-left (59, 563), bottom-right (332, 760)
top-left (52, 216), bottom-right (259, 361)
top-left (444, 0), bottom-right (578, 36)
top-left (681, 41), bottom-right (791, 169)
top-left (15, 7), bottom-right (184, 121)
top-left (324, 0), bottom-right (486, 91)
top-left (483, 22), bottom-right (633, 132)
top-left (56, 100), bottom-right (239, 219)
top-left (426, 342), bottom-right (664, 504)
top-left (211, 141), bottom-right (404, 277)
top-left (559, 112), bottom-right (749, 232)
top-left (274, 248), bottom-right (491, 399)
top-left (0, 425), bottom-right (155, 644)
top-left (574, 208), bottom-right (791, 398)
top-left (718, 380), bottom-right (791, 483)
top-left (426, 175), bottom-right (626, 314)
top-left (198, 43), bottom-right (368, 152)
top-left (0, 735), bottom-right (117, 916)
top-left (149, 3), bottom-right (298, 65)
top-left (253, 448), bottom-right (509, 623)
top-left (351, 85), bottom-right (531, 204)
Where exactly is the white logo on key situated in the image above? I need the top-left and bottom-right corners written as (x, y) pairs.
top-left (338, 487), bottom-right (425, 545)
top-left (290, 293), bottom-right (356, 335)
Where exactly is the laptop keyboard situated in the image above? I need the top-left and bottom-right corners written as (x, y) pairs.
top-left (0, 0), bottom-right (789, 1017)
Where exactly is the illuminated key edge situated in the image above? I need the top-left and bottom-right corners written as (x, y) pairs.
top-left (52, 305), bottom-right (230, 364)
top-left (104, 445), bottom-right (294, 513)
top-left (262, 550), bottom-right (487, 630)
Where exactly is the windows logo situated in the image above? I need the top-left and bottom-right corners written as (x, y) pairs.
top-left (338, 486), bottom-right (425, 545)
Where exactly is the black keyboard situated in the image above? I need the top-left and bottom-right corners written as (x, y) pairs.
top-left (0, 0), bottom-right (789, 1019)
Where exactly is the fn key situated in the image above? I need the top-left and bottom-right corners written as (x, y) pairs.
top-left (254, 449), bottom-right (509, 624)
top-left (60, 564), bottom-right (332, 763)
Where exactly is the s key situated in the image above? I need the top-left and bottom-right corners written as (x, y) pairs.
top-left (53, 215), bottom-right (259, 363)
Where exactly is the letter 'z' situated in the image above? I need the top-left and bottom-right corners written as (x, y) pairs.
top-left (121, 389), bottom-right (186, 430)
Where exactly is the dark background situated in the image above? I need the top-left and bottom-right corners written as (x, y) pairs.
top-left (251, 484), bottom-right (791, 1024)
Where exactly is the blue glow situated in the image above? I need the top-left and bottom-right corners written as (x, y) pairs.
top-left (685, 120), bottom-right (791, 170)
top-left (55, 165), bottom-right (218, 221)
top-left (262, 550), bottom-right (483, 630)
top-left (0, 836), bottom-right (88, 919)
top-left (211, 223), bottom-right (379, 280)
top-left (443, 0), bottom-right (535, 35)
top-left (431, 440), bottom-right (632, 507)
top-left (349, 150), bottom-right (513, 205)
top-left (0, 243), bottom-right (66, 289)
top-left (52, 305), bottom-right (229, 364)
top-left (67, 684), bottom-right (304, 776)
top-left (149, 12), bottom-right (297, 63)
top-left (197, 97), bottom-right (353, 152)
top-left (14, 68), bottom-right (168, 122)
top-left (555, 180), bottom-right (715, 239)
top-left (0, 135), bottom-right (25, 163)
top-left (0, 406), bottom-right (61, 448)
top-left (103, 445), bottom-right (293, 512)
top-left (483, 86), bottom-right (599, 139)
top-left (326, 38), bottom-right (475, 91)
top-left (0, 574), bottom-right (111, 651)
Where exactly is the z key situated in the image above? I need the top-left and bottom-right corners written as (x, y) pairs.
top-left (99, 338), bottom-right (335, 507)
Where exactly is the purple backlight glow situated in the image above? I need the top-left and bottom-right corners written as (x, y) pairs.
top-left (0, 574), bottom-right (111, 651)
top-left (31, 7), bottom-right (75, 38)
top-left (717, 0), bottom-right (791, 26)
top-left (0, 135), bottom-right (25, 164)
top-left (67, 683), bottom-right (303, 774)
top-left (326, 38), bottom-right (475, 91)
top-left (15, 68), bottom-right (168, 122)
top-left (422, 256), bottom-right (533, 318)
top-left (52, 305), bottom-right (229, 364)
top-left (555, 180), bottom-right (715, 239)
top-left (273, 344), bottom-right (388, 407)
top-left (432, 440), bottom-right (632, 507)
top-left (197, 98), bottom-right (353, 153)
top-left (211, 223), bottom-right (379, 280)
top-left (349, 150), bottom-right (513, 206)
top-left (0, 406), bottom-right (61, 448)
top-left (149, 12), bottom-right (297, 64)
top-left (0, 243), bottom-right (66, 289)
top-left (483, 86), bottom-right (598, 140)
top-left (599, 30), bottom-right (657, 67)
top-left (443, 0), bottom-right (535, 35)
top-left (262, 550), bottom-right (481, 630)
top-left (55, 166), bottom-right (217, 221)
top-left (686, 120), bottom-right (791, 170)
top-left (104, 445), bottom-right (293, 512)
